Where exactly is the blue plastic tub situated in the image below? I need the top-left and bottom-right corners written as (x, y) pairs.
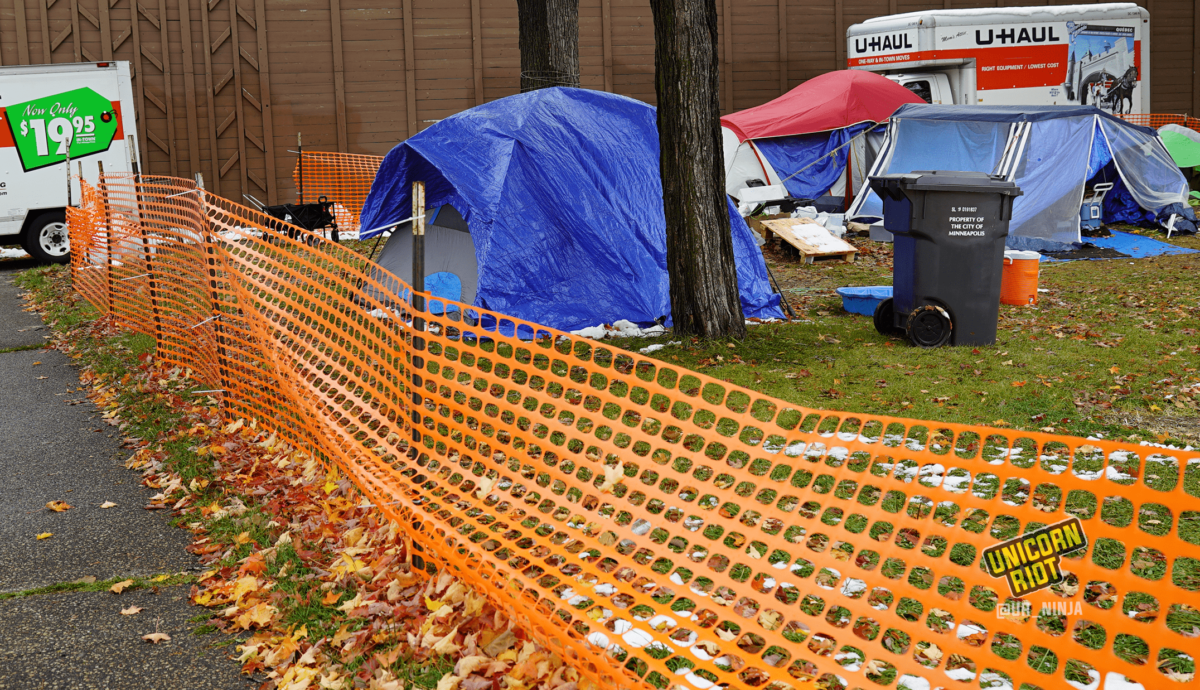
top-left (836, 286), bottom-right (893, 316)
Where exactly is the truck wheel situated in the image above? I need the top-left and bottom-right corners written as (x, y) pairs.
top-left (22, 210), bottom-right (70, 265)
top-left (872, 298), bottom-right (904, 337)
top-left (906, 305), bottom-right (953, 348)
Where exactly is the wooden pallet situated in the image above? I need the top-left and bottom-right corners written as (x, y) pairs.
top-left (760, 217), bottom-right (858, 264)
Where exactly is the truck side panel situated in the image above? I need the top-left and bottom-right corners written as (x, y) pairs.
top-left (0, 63), bottom-right (136, 241)
top-left (849, 7), bottom-right (1149, 114)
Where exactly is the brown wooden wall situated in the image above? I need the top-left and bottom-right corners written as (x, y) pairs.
top-left (1, 0), bottom-right (1196, 205)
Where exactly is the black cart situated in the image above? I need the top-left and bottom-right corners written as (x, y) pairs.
top-left (263, 197), bottom-right (339, 243)
top-left (869, 171), bottom-right (1022, 347)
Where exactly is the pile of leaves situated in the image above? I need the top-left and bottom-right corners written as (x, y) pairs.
top-left (18, 266), bottom-right (582, 690)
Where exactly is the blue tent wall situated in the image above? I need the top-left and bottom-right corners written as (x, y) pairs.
top-left (852, 105), bottom-right (1192, 243)
top-left (753, 122), bottom-right (871, 199)
top-left (359, 88), bottom-right (782, 332)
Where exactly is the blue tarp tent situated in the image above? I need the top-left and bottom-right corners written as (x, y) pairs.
top-left (849, 105), bottom-right (1196, 247)
top-left (358, 87), bottom-right (782, 332)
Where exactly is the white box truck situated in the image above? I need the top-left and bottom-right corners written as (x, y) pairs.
top-left (847, 3), bottom-right (1150, 114)
top-left (0, 61), bottom-right (140, 263)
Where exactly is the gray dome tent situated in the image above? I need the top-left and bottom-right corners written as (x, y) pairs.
top-left (368, 205), bottom-right (477, 313)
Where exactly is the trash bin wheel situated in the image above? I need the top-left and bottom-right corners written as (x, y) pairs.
top-left (906, 305), bottom-right (953, 348)
top-left (872, 298), bottom-right (904, 337)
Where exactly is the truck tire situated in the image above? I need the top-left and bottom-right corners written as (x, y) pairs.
top-left (22, 210), bottom-right (70, 265)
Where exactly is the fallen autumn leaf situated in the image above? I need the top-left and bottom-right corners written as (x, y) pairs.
top-left (142, 632), bottom-right (171, 643)
top-left (99, 501), bottom-right (117, 509)
top-left (46, 500), bottom-right (73, 512)
top-left (121, 606), bottom-right (143, 615)
top-left (110, 579), bottom-right (135, 594)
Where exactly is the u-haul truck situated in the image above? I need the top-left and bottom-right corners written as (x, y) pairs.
top-left (0, 62), bottom-right (140, 263)
top-left (847, 3), bottom-right (1150, 114)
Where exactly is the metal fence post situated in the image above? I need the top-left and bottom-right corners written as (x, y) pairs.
top-left (132, 165), bottom-right (163, 348)
top-left (96, 161), bottom-right (114, 315)
top-left (199, 186), bottom-right (233, 408)
top-left (409, 180), bottom-right (425, 446)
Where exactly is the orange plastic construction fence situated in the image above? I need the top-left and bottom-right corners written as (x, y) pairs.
top-left (68, 173), bottom-right (1200, 690)
top-left (292, 151), bottom-right (384, 237)
top-left (1118, 113), bottom-right (1200, 133)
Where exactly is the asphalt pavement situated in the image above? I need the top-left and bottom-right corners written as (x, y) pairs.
top-left (0, 262), bottom-right (254, 689)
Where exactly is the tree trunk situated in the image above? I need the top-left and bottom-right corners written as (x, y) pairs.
top-left (517, 0), bottom-right (581, 92)
top-left (650, 0), bottom-right (745, 339)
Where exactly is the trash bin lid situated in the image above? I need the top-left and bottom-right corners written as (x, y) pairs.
top-left (871, 170), bottom-right (1023, 196)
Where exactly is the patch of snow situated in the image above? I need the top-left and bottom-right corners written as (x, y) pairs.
top-left (840, 578), bottom-right (867, 597)
top-left (610, 619), bottom-right (632, 634)
top-left (784, 441), bottom-right (807, 457)
top-left (1105, 466), bottom-right (1135, 482)
top-left (570, 320), bottom-right (666, 340)
top-left (1139, 441), bottom-right (1195, 451)
top-left (833, 650), bottom-right (862, 671)
top-left (571, 325), bottom-right (607, 339)
top-left (594, 583), bottom-right (617, 597)
top-left (896, 675), bottom-right (931, 690)
top-left (586, 632), bottom-right (610, 648)
top-left (639, 340), bottom-right (681, 355)
top-left (943, 471), bottom-right (971, 492)
top-left (945, 666), bottom-right (976, 681)
top-left (622, 628), bottom-right (653, 648)
top-left (979, 671), bottom-right (1014, 690)
top-left (685, 673), bottom-right (714, 689)
top-left (670, 572), bottom-right (685, 586)
top-left (647, 614), bottom-right (676, 631)
top-left (894, 462), bottom-right (918, 483)
top-left (1103, 673), bottom-right (1145, 690)
top-left (919, 463), bottom-right (945, 487)
top-left (956, 622), bottom-right (987, 640)
top-left (0, 248), bottom-right (30, 259)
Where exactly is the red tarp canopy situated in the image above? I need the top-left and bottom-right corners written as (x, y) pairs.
top-left (721, 70), bottom-right (926, 142)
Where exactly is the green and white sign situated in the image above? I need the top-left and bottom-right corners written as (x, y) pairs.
top-left (4, 87), bottom-right (120, 171)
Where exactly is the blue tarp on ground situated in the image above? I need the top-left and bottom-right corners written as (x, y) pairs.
top-left (1041, 230), bottom-right (1199, 262)
top-left (358, 87), bottom-right (782, 332)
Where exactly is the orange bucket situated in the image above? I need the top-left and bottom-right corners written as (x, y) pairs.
top-left (1000, 249), bottom-right (1039, 305)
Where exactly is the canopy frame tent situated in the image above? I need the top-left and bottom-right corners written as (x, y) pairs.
top-left (849, 104), bottom-right (1194, 246)
top-left (721, 71), bottom-right (924, 205)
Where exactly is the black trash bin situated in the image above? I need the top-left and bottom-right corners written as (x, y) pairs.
top-left (869, 171), bottom-right (1022, 347)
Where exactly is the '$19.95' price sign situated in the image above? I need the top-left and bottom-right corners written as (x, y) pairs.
top-left (4, 87), bottom-right (120, 171)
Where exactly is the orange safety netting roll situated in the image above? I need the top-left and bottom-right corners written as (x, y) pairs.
top-left (68, 174), bottom-right (1200, 690)
top-left (1118, 113), bottom-right (1200, 133)
top-left (293, 151), bottom-right (384, 236)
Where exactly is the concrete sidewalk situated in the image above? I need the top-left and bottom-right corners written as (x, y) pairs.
top-left (0, 262), bottom-right (253, 689)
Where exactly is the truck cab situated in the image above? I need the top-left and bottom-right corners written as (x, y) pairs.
top-left (884, 73), bottom-right (955, 104)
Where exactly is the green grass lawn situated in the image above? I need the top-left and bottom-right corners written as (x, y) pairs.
top-left (614, 226), bottom-right (1200, 445)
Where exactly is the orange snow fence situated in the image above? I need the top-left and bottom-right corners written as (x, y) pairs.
top-left (69, 173), bottom-right (1200, 690)
top-left (293, 151), bottom-right (383, 236)
top-left (1118, 113), bottom-right (1200, 134)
